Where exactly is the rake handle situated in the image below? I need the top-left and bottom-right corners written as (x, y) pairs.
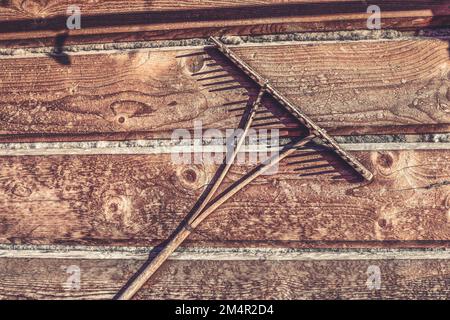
top-left (116, 135), bottom-right (313, 300)
top-left (116, 227), bottom-right (192, 300)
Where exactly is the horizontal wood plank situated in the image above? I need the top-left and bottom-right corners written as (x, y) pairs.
top-left (0, 257), bottom-right (449, 299)
top-left (1, 0), bottom-right (450, 47)
top-left (1, 38), bottom-right (450, 142)
top-left (0, 149), bottom-right (449, 247)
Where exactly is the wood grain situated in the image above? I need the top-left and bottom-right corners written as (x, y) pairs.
top-left (234, 40), bottom-right (450, 135)
top-left (1, 0), bottom-right (450, 47)
top-left (0, 150), bottom-right (449, 247)
top-left (0, 257), bottom-right (449, 299)
top-left (1, 39), bottom-right (450, 142)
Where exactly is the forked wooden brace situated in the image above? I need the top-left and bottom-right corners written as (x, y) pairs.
top-left (116, 38), bottom-right (373, 300)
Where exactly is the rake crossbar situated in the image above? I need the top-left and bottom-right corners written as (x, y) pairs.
top-left (210, 37), bottom-right (373, 181)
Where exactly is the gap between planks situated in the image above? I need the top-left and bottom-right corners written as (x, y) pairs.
top-left (0, 140), bottom-right (449, 156)
top-left (1, 244), bottom-right (450, 261)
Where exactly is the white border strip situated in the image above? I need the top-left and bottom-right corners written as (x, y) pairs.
top-left (1, 139), bottom-right (450, 156)
top-left (0, 245), bottom-right (449, 261)
top-left (342, 142), bottom-right (450, 151)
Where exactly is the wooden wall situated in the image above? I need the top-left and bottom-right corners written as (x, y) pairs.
top-left (0, 0), bottom-right (450, 299)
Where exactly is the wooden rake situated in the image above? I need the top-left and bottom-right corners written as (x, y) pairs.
top-left (116, 37), bottom-right (373, 300)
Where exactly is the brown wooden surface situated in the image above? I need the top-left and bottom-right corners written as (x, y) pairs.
top-left (1, 0), bottom-right (450, 48)
top-left (0, 149), bottom-right (448, 247)
top-left (0, 257), bottom-right (448, 299)
top-left (1, 1), bottom-right (450, 300)
top-left (1, 38), bottom-right (450, 142)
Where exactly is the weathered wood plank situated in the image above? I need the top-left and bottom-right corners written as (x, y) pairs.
top-left (0, 150), bottom-right (448, 247)
top-left (235, 40), bottom-right (450, 135)
top-left (0, 257), bottom-right (449, 299)
top-left (1, 38), bottom-right (450, 141)
top-left (1, 0), bottom-right (450, 47)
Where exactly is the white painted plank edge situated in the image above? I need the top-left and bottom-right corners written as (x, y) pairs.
top-left (0, 245), bottom-right (450, 261)
top-left (0, 140), bottom-right (449, 156)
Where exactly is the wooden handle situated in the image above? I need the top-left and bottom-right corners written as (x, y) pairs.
top-left (116, 227), bottom-right (192, 300)
top-left (192, 136), bottom-right (315, 227)
top-left (115, 135), bottom-right (313, 300)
